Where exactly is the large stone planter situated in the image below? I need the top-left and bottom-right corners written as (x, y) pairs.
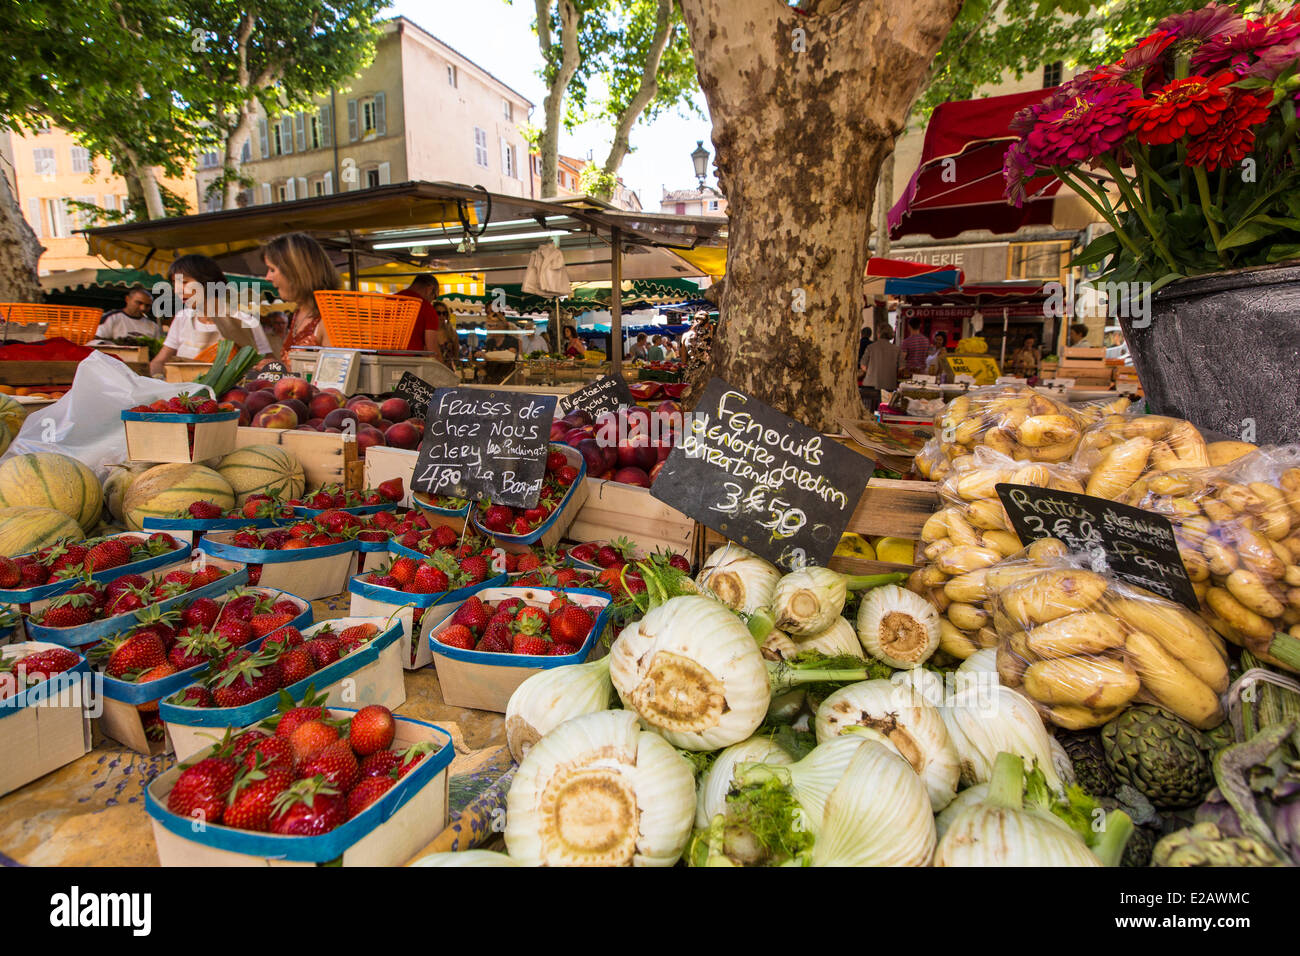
top-left (1118, 264), bottom-right (1300, 445)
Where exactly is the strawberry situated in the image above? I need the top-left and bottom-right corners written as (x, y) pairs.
top-left (458, 555), bottom-right (489, 584)
top-left (557, 465), bottom-right (579, 486)
top-left (305, 635), bottom-right (343, 668)
top-left (249, 612), bottom-right (293, 638)
top-left (438, 624), bottom-right (476, 650)
top-left (358, 749), bottom-right (403, 779)
top-left (523, 507), bottom-right (548, 525)
top-left (549, 642), bottom-right (579, 656)
top-left (223, 762), bottom-right (294, 832)
top-left (450, 596), bottom-right (491, 633)
top-left (168, 630), bottom-right (217, 670)
top-left (241, 495), bottom-right (276, 519)
top-left (549, 604), bottom-right (594, 645)
top-left (433, 526), bottom-right (459, 548)
top-left (377, 477), bottom-right (403, 502)
top-left (270, 599), bottom-right (301, 618)
top-left (173, 685), bottom-right (213, 708)
top-left (274, 693), bottom-right (330, 739)
top-left (84, 538), bottom-right (132, 573)
top-left (17, 560), bottom-right (48, 588)
top-left (167, 756), bottom-right (238, 823)
top-left (516, 553), bottom-right (542, 572)
top-left (398, 531), bottom-right (422, 550)
top-left (146, 532), bottom-right (180, 551)
top-left (356, 530), bottom-right (388, 543)
top-left (482, 505), bottom-right (513, 531)
top-left (134, 661), bottom-right (178, 699)
top-left (347, 776), bottom-right (396, 819)
top-left (269, 777), bottom-right (345, 836)
top-left (38, 591), bottom-right (97, 628)
top-left (546, 450), bottom-right (567, 473)
top-left (0, 556), bottom-right (21, 589)
top-left (267, 625), bottom-right (304, 649)
top-left (396, 742), bottom-right (434, 778)
top-left (214, 616), bottom-right (253, 648)
top-left (105, 584), bottom-right (150, 617)
top-left (187, 501), bottom-right (223, 519)
top-left (368, 574), bottom-right (400, 589)
top-left (476, 622), bottom-right (512, 654)
top-left (182, 598), bottom-right (220, 631)
top-left (348, 705), bottom-right (396, 756)
top-left (389, 556), bottom-right (418, 586)
top-left (191, 566), bottom-right (226, 587)
top-left (515, 606), bottom-right (550, 633)
top-left (371, 511), bottom-right (398, 530)
top-left (230, 729), bottom-right (269, 756)
top-left (45, 542), bottom-right (90, 577)
top-left (105, 573), bottom-right (149, 601)
top-left (161, 569), bottom-right (194, 589)
top-left (337, 622), bottom-right (379, 650)
top-left (595, 545), bottom-right (623, 569)
top-left (288, 719), bottom-right (340, 763)
top-left (511, 516), bottom-right (532, 535)
top-left (246, 565), bottom-right (262, 585)
top-left (241, 734), bottom-right (295, 772)
top-left (212, 650), bottom-right (282, 708)
top-left (278, 647), bottom-right (316, 686)
top-left (219, 593), bottom-right (259, 622)
top-left (16, 647), bottom-right (82, 678)
top-left (297, 740), bottom-right (359, 791)
top-left (409, 564), bottom-right (449, 594)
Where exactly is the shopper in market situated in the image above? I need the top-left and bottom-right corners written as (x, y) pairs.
top-left (646, 334), bottom-right (667, 361)
top-left (860, 324), bottom-right (901, 413)
top-left (261, 232), bottom-right (343, 363)
top-left (1010, 334), bottom-right (1041, 378)
top-left (562, 324), bottom-right (585, 358)
top-left (474, 311), bottom-right (521, 359)
top-left (901, 316), bottom-right (931, 373)
top-left (149, 255), bottom-right (271, 376)
top-left (393, 274), bottom-right (455, 356)
top-left (519, 319), bottom-right (549, 355)
top-left (92, 285), bottom-right (159, 340)
top-left (1068, 322), bottom-right (1090, 347)
top-left (925, 330), bottom-right (950, 376)
top-left (629, 332), bottom-right (651, 360)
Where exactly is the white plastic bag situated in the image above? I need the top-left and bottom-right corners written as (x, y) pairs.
top-left (1, 351), bottom-right (211, 478)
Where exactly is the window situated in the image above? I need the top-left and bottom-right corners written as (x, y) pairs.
top-left (1043, 60), bottom-right (1064, 87)
top-left (675, 202), bottom-right (686, 215)
top-left (205, 193), bottom-right (223, 213)
top-left (309, 113), bottom-right (322, 150)
top-left (71, 147), bottom-right (90, 174)
top-left (314, 178), bottom-right (327, 197)
top-left (276, 183), bottom-right (288, 203)
top-left (241, 140), bottom-right (252, 163)
top-left (503, 99), bottom-right (512, 120)
top-left (44, 198), bottom-right (70, 238)
top-left (447, 64), bottom-right (458, 88)
top-left (474, 127), bottom-right (489, 168)
top-left (72, 195), bottom-right (96, 228)
top-left (272, 122), bottom-right (286, 156)
top-left (362, 99), bottom-right (377, 134)
top-left (708, 200), bottom-right (719, 211)
top-left (365, 167), bottom-right (380, 189)
top-left (33, 147), bottom-right (56, 177)
top-left (355, 93), bottom-right (386, 138)
top-left (532, 154), bottom-right (542, 177)
top-left (198, 150), bottom-right (220, 169)
top-left (501, 139), bottom-right (516, 179)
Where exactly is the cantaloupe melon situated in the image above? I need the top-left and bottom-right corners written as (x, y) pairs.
top-left (103, 461), bottom-right (153, 523)
top-left (0, 394), bottom-right (26, 439)
top-left (122, 463), bottom-right (234, 531)
top-left (0, 506), bottom-right (85, 557)
top-left (0, 452), bottom-right (103, 531)
top-left (0, 422), bottom-right (10, 457)
top-left (216, 444), bottom-right (305, 504)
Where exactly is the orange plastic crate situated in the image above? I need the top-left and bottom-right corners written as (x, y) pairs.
top-left (0, 303), bottom-right (103, 345)
top-left (314, 291), bottom-right (419, 349)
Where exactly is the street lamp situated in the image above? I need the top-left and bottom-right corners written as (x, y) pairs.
top-left (691, 140), bottom-right (709, 189)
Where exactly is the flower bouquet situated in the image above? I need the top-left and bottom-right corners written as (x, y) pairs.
top-left (1005, 1), bottom-right (1300, 287)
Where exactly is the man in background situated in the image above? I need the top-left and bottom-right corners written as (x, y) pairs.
top-left (861, 325), bottom-right (902, 413)
top-left (93, 285), bottom-right (159, 340)
top-left (1068, 322), bottom-right (1090, 347)
top-left (394, 274), bottom-right (455, 355)
top-left (900, 316), bottom-right (930, 373)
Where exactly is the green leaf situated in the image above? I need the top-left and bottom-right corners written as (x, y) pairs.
top-left (1218, 218), bottom-right (1283, 250)
top-left (1071, 231), bottom-right (1120, 269)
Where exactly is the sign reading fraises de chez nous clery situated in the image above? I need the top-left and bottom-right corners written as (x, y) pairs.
top-left (651, 377), bottom-right (871, 571)
top-left (413, 388), bottom-right (557, 509)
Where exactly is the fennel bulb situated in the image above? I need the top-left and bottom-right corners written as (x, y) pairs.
top-left (696, 737), bottom-right (791, 827)
top-left (939, 682), bottom-right (1064, 791)
top-left (505, 709), bottom-right (696, 866)
top-left (856, 585), bottom-right (941, 668)
top-left (772, 567), bottom-right (908, 637)
top-left (815, 679), bottom-right (961, 811)
top-left (934, 753), bottom-right (1132, 867)
top-left (958, 648), bottom-right (999, 678)
top-left (411, 850), bottom-right (518, 867)
top-left (696, 545), bottom-right (781, 614)
top-left (795, 617), bottom-right (864, 659)
top-left (505, 655), bottom-right (613, 762)
top-left (692, 736), bottom-right (934, 866)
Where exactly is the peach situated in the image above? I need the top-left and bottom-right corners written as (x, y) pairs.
top-left (348, 399), bottom-right (382, 426)
top-left (244, 389), bottom-right (277, 417)
top-left (355, 424), bottom-right (386, 456)
top-left (273, 376), bottom-right (311, 403)
top-left (384, 421), bottom-right (420, 449)
top-left (253, 403), bottom-right (298, 430)
top-left (322, 408), bottom-right (359, 430)
top-left (379, 397), bottom-right (410, 422)
top-left (309, 391), bottom-right (343, 420)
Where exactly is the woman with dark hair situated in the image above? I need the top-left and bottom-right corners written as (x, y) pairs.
top-left (562, 324), bottom-right (585, 358)
top-left (262, 232), bottom-right (342, 362)
top-left (149, 254), bottom-right (270, 375)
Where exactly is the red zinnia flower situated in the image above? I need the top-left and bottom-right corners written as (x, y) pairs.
top-left (1129, 72), bottom-right (1234, 145)
top-left (1002, 141), bottom-right (1036, 207)
top-left (1156, 2), bottom-right (1245, 42)
top-left (1184, 87), bottom-right (1275, 171)
top-left (1022, 82), bottom-right (1138, 167)
top-left (1193, 11), bottom-right (1300, 71)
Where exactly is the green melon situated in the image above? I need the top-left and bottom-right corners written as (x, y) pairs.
top-left (0, 452), bottom-right (103, 531)
top-left (216, 444), bottom-right (306, 504)
top-left (102, 461), bottom-right (153, 523)
top-left (0, 394), bottom-right (26, 439)
top-left (123, 463), bottom-right (234, 531)
top-left (0, 506), bottom-right (85, 557)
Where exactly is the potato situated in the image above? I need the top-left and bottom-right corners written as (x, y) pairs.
top-left (1000, 568), bottom-right (1109, 626)
top-left (1206, 586), bottom-right (1274, 642)
top-left (1226, 569), bottom-right (1286, 618)
top-left (1016, 414), bottom-right (1080, 448)
top-left (947, 602), bottom-right (989, 631)
top-left (1026, 611), bottom-right (1127, 659)
top-left (1086, 437), bottom-right (1152, 500)
top-left (1023, 656), bottom-right (1141, 710)
top-left (1207, 440), bottom-right (1258, 467)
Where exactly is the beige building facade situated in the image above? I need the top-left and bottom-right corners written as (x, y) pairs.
top-left (660, 185), bottom-right (726, 217)
top-left (2, 126), bottom-right (196, 273)
top-left (195, 17), bottom-right (534, 211)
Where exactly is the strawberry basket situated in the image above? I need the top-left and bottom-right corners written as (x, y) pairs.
top-left (94, 587), bottom-right (314, 755)
top-left (121, 408), bottom-right (240, 464)
top-left (144, 706), bottom-right (453, 866)
top-left (469, 443), bottom-right (588, 554)
top-left (0, 531), bottom-right (190, 611)
top-left (0, 641), bottom-right (93, 796)
top-left (159, 616), bottom-right (405, 761)
top-left (410, 492), bottom-right (472, 533)
top-left (23, 556), bottom-right (248, 650)
top-left (426, 585), bottom-right (611, 712)
top-left (198, 531), bottom-right (358, 601)
top-left (348, 562), bottom-right (507, 670)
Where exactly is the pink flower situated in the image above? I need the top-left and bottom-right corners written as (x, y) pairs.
top-left (1156, 2), bottom-right (1246, 42)
top-left (1193, 11), bottom-right (1300, 71)
top-left (1002, 141), bottom-right (1036, 207)
top-left (1022, 82), bottom-right (1139, 167)
top-left (1242, 36), bottom-right (1300, 81)
top-left (1097, 30), bottom-right (1177, 88)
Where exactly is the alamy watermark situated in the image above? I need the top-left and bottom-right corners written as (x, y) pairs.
top-left (1043, 279), bottom-right (1152, 328)
top-left (150, 280), bottom-right (263, 329)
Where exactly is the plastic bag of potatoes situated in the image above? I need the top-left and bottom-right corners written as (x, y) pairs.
top-left (989, 551), bottom-right (1229, 731)
top-left (915, 385), bottom-right (1132, 482)
top-left (1117, 445), bottom-right (1300, 670)
top-left (915, 447), bottom-right (1086, 589)
top-left (1070, 410), bottom-right (1258, 501)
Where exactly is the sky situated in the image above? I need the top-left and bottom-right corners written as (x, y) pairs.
top-left (387, 0), bottom-right (717, 207)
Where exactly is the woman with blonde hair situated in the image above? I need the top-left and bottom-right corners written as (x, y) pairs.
top-left (262, 232), bottom-right (341, 362)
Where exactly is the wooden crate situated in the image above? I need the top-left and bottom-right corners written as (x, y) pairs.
top-left (568, 478), bottom-right (697, 557)
top-left (364, 445), bottom-right (418, 506)
top-left (234, 426), bottom-right (362, 493)
top-left (163, 362), bottom-right (213, 383)
top-left (0, 359), bottom-right (146, 386)
top-left (93, 344), bottom-right (150, 363)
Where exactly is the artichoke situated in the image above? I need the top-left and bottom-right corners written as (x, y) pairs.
top-left (1152, 822), bottom-right (1285, 867)
top-left (1101, 705), bottom-right (1213, 809)
top-left (1100, 786), bottom-right (1162, 867)
top-left (1058, 731), bottom-right (1115, 797)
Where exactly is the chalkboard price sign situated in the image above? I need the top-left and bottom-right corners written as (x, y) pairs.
top-left (995, 483), bottom-right (1199, 610)
top-left (557, 374), bottom-right (635, 419)
top-left (413, 387), bottom-right (558, 509)
top-left (253, 360), bottom-right (287, 384)
top-left (650, 377), bottom-right (871, 571)
top-left (393, 371), bottom-right (437, 418)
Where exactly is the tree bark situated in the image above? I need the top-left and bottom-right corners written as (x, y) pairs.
top-left (597, 0), bottom-right (675, 197)
top-left (0, 169), bottom-right (44, 302)
top-left (123, 147), bottom-right (166, 220)
top-left (537, 0), bottom-right (580, 198)
top-left (678, 0), bottom-right (960, 430)
top-left (222, 107), bottom-right (257, 209)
